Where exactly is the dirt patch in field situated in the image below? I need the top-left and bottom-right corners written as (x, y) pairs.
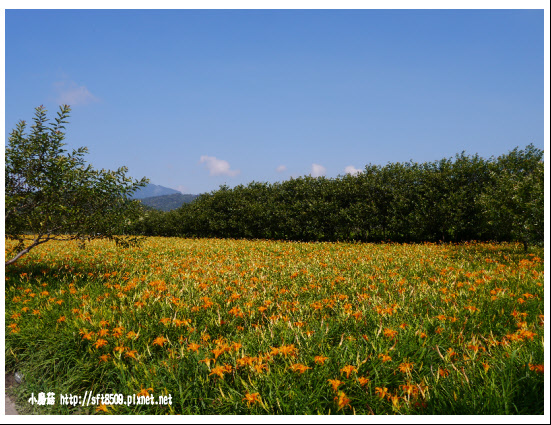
top-left (5, 373), bottom-right (20, 415)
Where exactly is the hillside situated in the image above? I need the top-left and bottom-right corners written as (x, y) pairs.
top-left (139, 193), bottom-right (199, 211)
top-left (132, 183), bottom-right (181, 199)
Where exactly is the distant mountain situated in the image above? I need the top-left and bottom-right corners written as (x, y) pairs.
top-left (132, 183), bottom-right (181, 199)
top-left (139, 193), bottom-right (199, 211)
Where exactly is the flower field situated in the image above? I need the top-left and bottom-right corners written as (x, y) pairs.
top-left (5, 237), bottom-right (545, 414)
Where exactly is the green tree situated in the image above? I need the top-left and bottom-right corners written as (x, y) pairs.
top-left (5, 105), bottom-right (148, 266)
top-left (477, 144), bottom-right (544, 250)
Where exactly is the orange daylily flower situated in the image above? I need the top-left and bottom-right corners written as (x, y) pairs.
top-left (94, 339), bottom-right (108, 349)
top-left (278, 344), bottom-right (297, 357)
top-left (334, 391), bottom-right (351, 411)
top-left (314, 355), bottom-right (329, 365)
top-left (379, 354), bottom-right (392, 362)
top-left (389, 394), bottom-right (401, 409)
top-left (328, 379), bottom-right (344, 392)
top-left (111, 327), bottom-right (124, 338)
top-left (152, 336), bottom-right (168, 347)
top-left (340, 365), bottom-right (357, 378)
top-left (398, 362), bottom-right (414, 374)
top-left (173, 318), bottom-right (191, 327)
top-left (99, 354), bottom-right (111, 363)
top-left (198, 357), bottom-right (214, 368)
top-left (237, 356), bottom-right (255, 367)
top-left (80, 330), bottom-right (95, 340)
top-left (400, 383), bottom-right (419, 398)
top-left (529, 364), bottom-right (544, 373)
top-left (126, 331), bottom-right (138, 339)
top-left (243, 392), bottom-right (261, 407)
top-left (209, 364), bottom-right (232, 378)
top-left (187, 343), bottom-right (201, 352)
top-left (289, 363), bottom-right (311, 374)
top-left (136, 387), bottom-right (153, 397)
top-left (253, 363), bottom-right (268, 374)
top-left (438, 367), bottom-right (449, 377)
top-left (98, 328), bottom-right (109, 337)
top-left (124, 350), bottom-right (138, 360)
top-left (383, 328), bottom-right (398, 339)
top-left (375, 387), bottom-right (389, 398)
top-left (96, 403), bottom-right (109, 413)
top-left (212, 347), bottom-right (227, 359)
top-left (357, 376), bottom-right (370, 386)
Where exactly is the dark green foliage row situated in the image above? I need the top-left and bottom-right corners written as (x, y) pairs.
top-left (130, 145), bottom-right (543, 246)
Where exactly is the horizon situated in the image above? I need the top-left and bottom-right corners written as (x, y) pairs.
top-left (143, 140), bottom-right (543, 196)
top-left (5, 7), bottom-right (545, 195)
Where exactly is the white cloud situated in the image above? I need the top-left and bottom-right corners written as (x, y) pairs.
top-left (276, 165), bottom-right (287, 173)
top-left (310, 163), bottom-right (326, 177)
top-left (54, 80), bottom-right (98, 106)
top-left (199, 156), bottom-right (240, 177)
top-left (344, 165), bottom-right (362, 175)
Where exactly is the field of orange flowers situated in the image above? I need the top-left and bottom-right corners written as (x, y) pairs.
top-left (5, 237), bottom-right (544, 414)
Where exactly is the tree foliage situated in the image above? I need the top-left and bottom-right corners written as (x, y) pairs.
top-left (131, 145), bottom-right (543, 248)
top-left (478, 145), bottom-right (544, 250)
top-left (5, 105), bottom-right (148, 265)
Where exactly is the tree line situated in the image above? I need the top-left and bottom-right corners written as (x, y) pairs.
top-left (130, 144), bottom-right (544, 249)
top-left (6, 105), bottom-right (541, 266)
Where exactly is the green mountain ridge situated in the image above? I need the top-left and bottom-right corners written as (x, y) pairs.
top-left (132, 183), bottom-right (181, 199)
top-left (138, 193), bottom-right (199, 211)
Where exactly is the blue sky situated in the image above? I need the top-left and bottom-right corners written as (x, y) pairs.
top-left (5, 8), bottom-right (545, 195)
